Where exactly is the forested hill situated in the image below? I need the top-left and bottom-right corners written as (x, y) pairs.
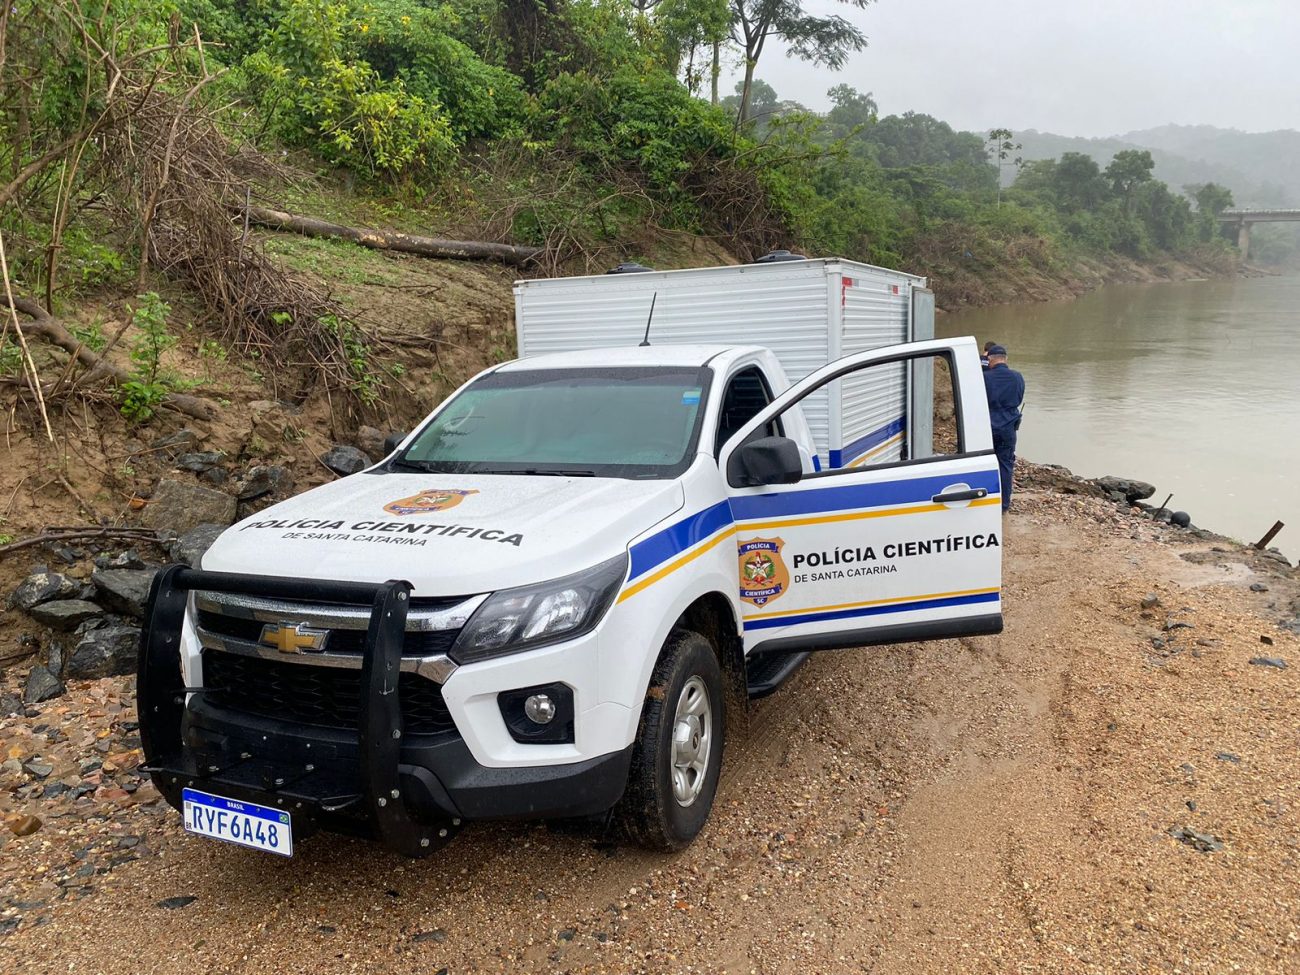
top-left (0, 0), bottom-right (1251, 427)
top-left (1015, 125), bottom-right (1300, 206)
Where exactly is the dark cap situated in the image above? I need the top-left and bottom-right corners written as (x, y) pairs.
top-left (986, 344), bottom-right (1007, 357)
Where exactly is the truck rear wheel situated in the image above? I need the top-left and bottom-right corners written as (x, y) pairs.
top-left (617, 629), bottom-right (724, 851)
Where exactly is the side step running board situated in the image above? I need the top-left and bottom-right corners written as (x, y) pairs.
top-left (745, 651), bottom-right (810, 699)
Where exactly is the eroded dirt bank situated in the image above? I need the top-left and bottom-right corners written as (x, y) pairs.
top-left (1, 475), bottom-right (1297, 975)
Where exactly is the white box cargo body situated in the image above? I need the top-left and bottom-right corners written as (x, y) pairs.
top-left (513, 258), bottom-right (935, 469)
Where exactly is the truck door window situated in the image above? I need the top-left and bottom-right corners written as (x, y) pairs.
top-left (716, 367), bottom-right (779, 451)
top-left (766, 351), bottom-right (963, 474)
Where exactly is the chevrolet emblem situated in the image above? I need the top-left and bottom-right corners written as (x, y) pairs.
top-left (259, 621), bottom-right (329, 654)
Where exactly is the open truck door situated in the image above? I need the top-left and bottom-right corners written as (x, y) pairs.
top-left (720, 337), bottom-right (1003, 656)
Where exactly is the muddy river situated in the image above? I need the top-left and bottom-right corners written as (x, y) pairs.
top-left (940, 273), bottom-right (1300, 558)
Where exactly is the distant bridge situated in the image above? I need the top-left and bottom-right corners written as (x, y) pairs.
top-left (1216, 208), bottom-right (1300, 258)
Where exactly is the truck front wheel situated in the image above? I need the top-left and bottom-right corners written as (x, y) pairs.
top-left (617, 630), bottom-right (724, 850)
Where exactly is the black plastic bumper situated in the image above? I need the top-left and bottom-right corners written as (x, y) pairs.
top-left (137, 566), bottom-right (631, 857)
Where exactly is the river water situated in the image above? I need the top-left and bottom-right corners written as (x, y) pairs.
top-left (939, 274), bottom-right (1300, 559)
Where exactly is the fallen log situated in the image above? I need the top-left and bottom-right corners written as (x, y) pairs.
top-left (1, 296), bottom-right (218, 421)
top-left (241, 205), bottom-right (542, 266)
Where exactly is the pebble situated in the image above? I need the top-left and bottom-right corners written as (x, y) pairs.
top-left (5, 814), bottom-right (43, 836)
top-left (1248, 656), bottom-right (1286, 669)
top-left (413, 929), bottom-right (448, 943)
top-left (155, 896), bottom-right (197, 910)
top-left (1249, 582), bottom-right (1269, 593)
top-left (1168, 827), bottom-right (1224, 853)
top-left (1141, 593), bottom-right (1161, 610)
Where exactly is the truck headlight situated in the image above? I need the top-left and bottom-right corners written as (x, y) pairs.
top-left (449, 553), bottom-right (628, 664)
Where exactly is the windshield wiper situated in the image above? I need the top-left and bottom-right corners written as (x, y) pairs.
top-left (389, 457), bottom-right (442, 473)
top-left (492, 468), bottom-right (598, 477)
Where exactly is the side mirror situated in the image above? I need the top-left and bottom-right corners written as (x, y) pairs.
top-left (729, 436), bottom-right (803, 487)
top-left (383, 431), bottom-right (408, 455)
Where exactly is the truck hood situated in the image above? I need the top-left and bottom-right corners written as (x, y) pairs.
top-left (201, 472), bottom-right (684, 595)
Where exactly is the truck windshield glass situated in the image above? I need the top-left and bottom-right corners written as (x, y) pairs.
top-left (395, 367), bottom-right (711, 478)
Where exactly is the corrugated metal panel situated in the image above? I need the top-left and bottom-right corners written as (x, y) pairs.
top-left (513, 259), bottom-right (924, 467)
top-left (515, 264), bottom-right (836, 456)
top-left (834, 266), bottom-right (911, 465)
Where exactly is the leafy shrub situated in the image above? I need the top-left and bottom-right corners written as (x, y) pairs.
top-left (120, 293), bottom-right (179, 422)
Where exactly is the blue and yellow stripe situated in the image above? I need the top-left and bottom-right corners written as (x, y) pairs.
top-left (618, 469), bottom-right (1001, 604)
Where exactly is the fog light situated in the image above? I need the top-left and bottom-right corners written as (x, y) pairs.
top-left (524, 693), bottom-right (556, 725)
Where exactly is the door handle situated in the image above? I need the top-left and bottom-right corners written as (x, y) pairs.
top-left (932, 488), bottom-right (988, 503)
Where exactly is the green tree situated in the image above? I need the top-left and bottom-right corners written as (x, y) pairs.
top-left (1053, 152), bottom-right (1107, 211)
top-left (985, 127), bottom-right (1022, 207)
top-left (825, 84), bottom-right (877, 130)
top-left (1104, 149), bottom-right (1155, 212)
top-left (1187, 182), bottom-right (1235, 243)
top-left (730, 0), bottom-right (872, 124)
top-left (1190, 182), bottom-right (1234, 216)
top-left (657, 0), bottom-right (731, 97)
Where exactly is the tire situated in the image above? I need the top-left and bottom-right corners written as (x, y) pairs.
top-left (616, 629), bottom-right (725, 851)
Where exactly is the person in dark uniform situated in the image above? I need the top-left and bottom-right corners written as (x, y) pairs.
top-left (982, 344), bottom-right (1024, 511)
top-left (981, 340), bottom-right (997, 370)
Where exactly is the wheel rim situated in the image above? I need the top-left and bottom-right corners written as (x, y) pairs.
top-left (670, 676), bottom-right (712, 807)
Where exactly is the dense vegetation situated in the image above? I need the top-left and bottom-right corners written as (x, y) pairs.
top-left (0, 0), bottom-right (1243, 417)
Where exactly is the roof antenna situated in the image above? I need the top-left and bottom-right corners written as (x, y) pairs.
top-left (638, 293), bottom-right (657, 347)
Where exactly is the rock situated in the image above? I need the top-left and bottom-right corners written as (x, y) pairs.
top-left (28, 599), bottom-right (105, 631)
top-left (198, 467), bottom-right (228, 487)
top-left (1259, 635), bottom-right (1275, 646)
top-left (236, 464), bottom-right (294, 501)
top-left (141, 479), bottom-right (235, 533)
top-left (91, 568), bottom-right (159, 619)
top-left (23, 760), bottom-right (53, 779)
top-left (107, 549), bottom-right (147, 570)
top-left (155, 895), bottom-right (197, 910)
top-left (9, 570), bottom-right (93, 611)
top-left (557, 928), bottom-right (577, 942)
top-left (0, 693), bottom-right (22, 717)
top-left (151, 429), bottom-right (202, 458)
top-left (321, 445), bottom-right (372, 476)
top-left (1163, 620), bottom-right (1193, 632)
top-left (355, 425), bottom-right (387, 459)
top-left (1096, 476), bottom-right (1156, 502)
top-left (1214, 752), bottom-right (1241, 763)
top-left (1168, 826), bottom-right (1223, 853)
top-left (1249, 656), bottom-right (1286, 669)
top-left (168, 524), bottom-right (226, 568)
top-left (66, 626), bottom-right (142, 679)
top-left (23, 665), bottom-right (65, 704)
top-left (413, 929), bottom-right (448, 944)
top-left (174, 451), bottom-right (226, 473)
top-left (4, 814), bottom-right (42, 837)
top-left (1258, 549), bottom-right (1292, 567)
top-left (1170, 511), bottom-right (1191, 528)
top-left (46, 640), bottom-right (65, 677)
top-left (1140, 593), bottom-right (1161, 610)
top-left (1249, 582), bottom-right (1269, 593)
top-left (1150, 636), bottom-right (1167, 650)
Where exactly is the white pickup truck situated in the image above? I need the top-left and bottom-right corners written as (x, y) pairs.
top-left (138, 257), bottom-right (1003, 858)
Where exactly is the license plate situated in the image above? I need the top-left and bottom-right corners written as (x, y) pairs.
top-left (182, 788), bottom-right (293, 856)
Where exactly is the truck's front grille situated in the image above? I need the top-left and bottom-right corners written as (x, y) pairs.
top-left (195, 610), bottom-right (458, 657)
top-left (201, 651), bottom-right (456, 735)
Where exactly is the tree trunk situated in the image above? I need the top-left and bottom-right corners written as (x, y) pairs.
top-left (711, 42), bottom-right (720, 105)
top-left (241, 206), bottom-right (542, 266)
top-left (738, 58), bottom-right (756, 125)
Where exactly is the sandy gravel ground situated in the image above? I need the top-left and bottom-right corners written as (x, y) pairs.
top-left (2, 487), bottom-right (1298, 974)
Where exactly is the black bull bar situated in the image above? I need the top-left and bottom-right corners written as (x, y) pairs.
top-left (137, 565), bottom-right (459, 857)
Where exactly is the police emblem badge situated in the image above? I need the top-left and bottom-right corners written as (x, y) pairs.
top-left (737, 537), bottom-right (790, 607)
top-left (384, 488), bottom-right (479, 516)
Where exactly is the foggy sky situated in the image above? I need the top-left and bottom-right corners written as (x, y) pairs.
top-left (721, 0), bottom-right (1300, 136)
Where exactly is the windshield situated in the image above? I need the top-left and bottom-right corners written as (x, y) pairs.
top-left (393, 366), bottom-right (711, 478)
